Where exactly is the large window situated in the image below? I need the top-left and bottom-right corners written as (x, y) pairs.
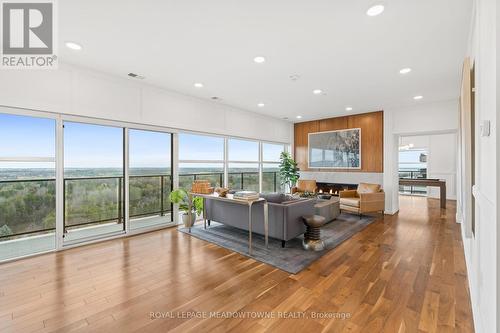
top-left (0, 113), bottom-right (56, 261)
top-left (63, 122), bottom-right (125, 242)
top-left (178, 134), bottom-right (286, 193)
top-left (228, 139), bottom-right (259, 191)
top-left (179, 133), bottom-right (224, 188)
top-left (129, 129), bottom-right (172, 230)
top-left (262, 143), bottom-right (285, 192)
top-left (0, 108), bottom-right (290, 262)
top-left (228, 163), bottom-right (259, 191)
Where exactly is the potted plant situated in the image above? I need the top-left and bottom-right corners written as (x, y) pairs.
top-left (279, 151), bottom-right (300, 193)
top-left (169, 188), bottom-right (204, 227)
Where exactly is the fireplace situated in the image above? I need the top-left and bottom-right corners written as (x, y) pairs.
top-left (316, 182), bottom-right (357, 196)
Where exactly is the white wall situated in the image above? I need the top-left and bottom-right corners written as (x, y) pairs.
top-left (0, 63), bottom-right (293, 144)
top-left (459, 0), bottom-right (498, 332)
top-left (427, 133), bottom-right (457, 199)
top-left (383, 99), bottom-right (459, 213)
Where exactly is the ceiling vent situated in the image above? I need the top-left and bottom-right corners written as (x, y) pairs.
top-left (127, 72), bottom-right (145, 79)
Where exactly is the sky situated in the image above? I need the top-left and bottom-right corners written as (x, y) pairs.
top-left (0, 114), bottom-right (285, 170)
top-left (399, 149), bottom-right (427, 169)
top-left (0, 113), bottom-right (55, 158)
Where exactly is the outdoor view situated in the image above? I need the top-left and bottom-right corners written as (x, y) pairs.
top-left (398, 149), bottom-right (428, 195)
top-left (0, 115), bottom-right (284, 243)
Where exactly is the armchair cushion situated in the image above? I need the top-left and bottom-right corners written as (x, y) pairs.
top-left (357, 183), bottom-right (381, 194)
top-left (339, 189), bottom-right (357, 198)
top-left (340, 197), bottom-right (360, 208)
top-left (339, 183), bottom-right (385, 214)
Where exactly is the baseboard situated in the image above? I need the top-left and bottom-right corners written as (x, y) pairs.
top-left (384, 208), bottom-right (399, 215)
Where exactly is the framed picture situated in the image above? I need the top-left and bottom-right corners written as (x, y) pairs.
top-left (308, 128), bottom-right (361, 169)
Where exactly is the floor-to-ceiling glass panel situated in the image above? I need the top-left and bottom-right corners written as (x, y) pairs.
top-left (228, 139), bottom-right (259, 191)
top-left (262, 143), bottom-right (285, 193)
top-left (129, 129), bottom-right (172, 230)
top-left (63, 122), bottom-right (124, 243)
top-left (228, 163), bottom-right (259, 191)
top-left (179, 163), bottom-right (224, 189)
top-left (262, 164), bottom-right (282, 193)
top-left (0, 113), bottom-right (56, 261)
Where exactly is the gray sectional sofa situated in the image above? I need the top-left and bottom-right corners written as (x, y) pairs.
top-left (204, 193), bottom-right (315, 247)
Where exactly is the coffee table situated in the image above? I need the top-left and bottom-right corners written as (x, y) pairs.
top-left (314, 196), bottom-right (340, 223)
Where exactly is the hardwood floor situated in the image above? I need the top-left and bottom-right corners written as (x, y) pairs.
top-left (0, 196), bottom-right (474, 332)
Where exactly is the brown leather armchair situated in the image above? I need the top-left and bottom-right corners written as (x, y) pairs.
top-left (291, 180), bottom-right (317, 194)
top-left (339, 183), bottom-right (385, 215)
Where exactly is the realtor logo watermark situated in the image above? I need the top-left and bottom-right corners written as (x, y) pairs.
top-left (1, 0), bottom-right (57, 68)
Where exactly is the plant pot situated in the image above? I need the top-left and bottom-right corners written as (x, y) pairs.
top-left (181, 213), bottom-right (196, 228)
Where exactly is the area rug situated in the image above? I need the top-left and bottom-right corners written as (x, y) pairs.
top-left (178, 213), bottom-right (376, 274)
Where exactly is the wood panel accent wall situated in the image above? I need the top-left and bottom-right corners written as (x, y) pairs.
top-left (294, 111), bottom-right (384, 172)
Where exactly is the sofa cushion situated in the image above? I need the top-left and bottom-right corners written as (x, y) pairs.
top-left (357, 183), bottom-right (381, 194)
top-left (340, 197), bottom-right (360, 207)
top-left (260, 193), bottom-right (287, 203)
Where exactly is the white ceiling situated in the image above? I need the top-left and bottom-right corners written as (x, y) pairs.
top-left (59, 0), bottom-right (472, 122)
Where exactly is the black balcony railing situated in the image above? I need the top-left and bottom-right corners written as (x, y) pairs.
top-left (0, 171), bottom-right (280, 240)
top-left (0, 175), bottom-right (173, 239)
top-left (0, 178), bottom-right (56, 239)
top-left (179, 171), bottom-right (280, 192)
top-left (398, 169), bottom-right (427, 195)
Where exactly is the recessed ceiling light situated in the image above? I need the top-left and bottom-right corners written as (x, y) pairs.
top-left (413, 95), bottom-right (423, 100)
top-left (257, 103), bottom-right (265, 107)
top-left (194, 82), bottom-right (204, 88)
top-left (296, 116), bottom-right (302, 119)
top-left (253, 56), bottom-right (266, 63)
top-left (366, 4), bottom-right (385, 16)
top-left (345, 106), bottom-right (353, 111)
top-left (312, 89), bottom-right (323, 95)
top-left (399, 67), bottom-right (412, 74)
top-left (65, 41), bottom-right (82, 50)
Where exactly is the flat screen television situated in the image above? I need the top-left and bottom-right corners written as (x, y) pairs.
top-left (308, 128), bottom-right (361, 169)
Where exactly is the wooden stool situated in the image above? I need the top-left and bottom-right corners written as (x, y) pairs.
top-left (302, 215), bottom-right (326, 251)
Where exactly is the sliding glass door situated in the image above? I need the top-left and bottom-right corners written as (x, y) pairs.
top-left (129, 129), bottom-right (173, 230)
top-left (0, 113), bottom-right (56, 261)
top-left (63, 122), bottom-right (125, 243)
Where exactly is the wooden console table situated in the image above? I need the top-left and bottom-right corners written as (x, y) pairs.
top-left (398, 178), bottom-right (447, 209)
top-left (190, 193), bottom-right (269, 255)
